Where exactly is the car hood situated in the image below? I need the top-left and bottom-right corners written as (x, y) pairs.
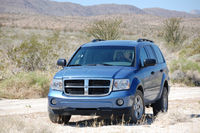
top-left (54, 66), bottom-right (137, 79)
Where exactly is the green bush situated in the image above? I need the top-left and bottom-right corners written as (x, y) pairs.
top-left (86, 18), bottom-right (122, 40)
top-left (7, 35), bottom-right (57, 71)
top-left (162, 18), bottom-right (185, 47)
top-left (0, 71), bottom-right (51, 99)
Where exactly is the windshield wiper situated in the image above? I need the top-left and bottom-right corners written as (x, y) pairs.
top-left (101, 63), bottom-right (113, 66)
top-left (69, 63), bottom-right (113, 66)
top-left (86, 64), bottom-right (113, 66)
top-left (68, 64), bottom-right (82, 66)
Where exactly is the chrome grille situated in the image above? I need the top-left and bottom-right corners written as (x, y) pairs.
top-left (64, 79), bottom-right (112, 96)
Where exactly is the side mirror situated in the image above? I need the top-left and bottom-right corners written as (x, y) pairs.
top-left (144, 59), bottom-right (156, 67)
top-left (57, 59), bottom-right (67, 67)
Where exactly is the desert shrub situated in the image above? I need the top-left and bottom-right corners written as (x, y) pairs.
top-left (170, 58), bottom-right (200, 86)
top-left (47, 30), bottom-right (60, 45)
top-left (170, 36), bottom-right (200, 86)
top-left (0, 23), bottom-right (2, 36)
top-left (171, 57), bottom-right (200, 73)
top-left (86, 18), bottom-right (122, 40)
top-left (7, 35), bottom-right (57, 71)
top-left (178, 35), bottom-right (200, 62)
top-left (0, 50), bottom-right (3, 70)
top-left (0, 71), bottom-right (51, 99)
top-left (163, 18), bottom-right (185, 47)
top-left (186, 35), bottom-right (200, 56)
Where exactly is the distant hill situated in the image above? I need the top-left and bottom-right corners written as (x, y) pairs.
top-left (143, 8), bottom-right (199, 18)
top-left (190, 10), bottom-right (200, 15)
top-left (0, 0), bottom-right (199, 18)
top-left (0, 0), bottom-right (145, 16)
top-left (87, 4), bottom-right (146, 16)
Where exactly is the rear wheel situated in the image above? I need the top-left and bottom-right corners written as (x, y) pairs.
top-left (152, 87), bottom-right (168, 116)
top-left (125, 90), bottom-right (145, 124)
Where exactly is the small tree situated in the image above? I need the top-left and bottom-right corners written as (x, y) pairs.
top-left (86, 18), bottom-right (122, 40)
top-left (163, 18), bottom-right (185, 47)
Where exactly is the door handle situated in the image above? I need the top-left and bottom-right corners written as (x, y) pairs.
top-left (151, 71), bottom-right (155, 75)
top-left (160, 69), bottom-right (163, 72)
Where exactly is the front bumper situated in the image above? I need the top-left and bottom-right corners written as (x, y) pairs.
top-left (49, 107), bottom-right (132, 116)
top-left (48, 89), bottom-right (135, 116)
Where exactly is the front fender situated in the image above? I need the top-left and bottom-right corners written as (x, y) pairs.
top-left (130, 77), bottom-right (143, 95)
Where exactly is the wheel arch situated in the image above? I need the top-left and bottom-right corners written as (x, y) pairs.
top-left (163, 80), bottom-right (169, 94)
top-left (159, 73), bottom-right (170, 98)
top-left (131, 77), bottom-right (144, 96)
top-left (137, 85), bottom-right (144, 96)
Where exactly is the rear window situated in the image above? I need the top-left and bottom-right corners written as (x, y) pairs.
top-left (152, 45), bottom-right (165, 64)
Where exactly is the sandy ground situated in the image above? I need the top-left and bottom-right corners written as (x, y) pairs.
top-left (0, 86), bottom-right (200, 133)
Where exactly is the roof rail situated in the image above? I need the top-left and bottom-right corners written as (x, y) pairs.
top-left (92, 39), bottom-right (105, 42)
top-left (137, 38), bottom-right (154, 43)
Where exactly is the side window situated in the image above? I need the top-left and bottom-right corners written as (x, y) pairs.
top-left (152, 45), bottom-right (165, 64)
top-left (139, 47), bottom-right (148, 67)
top-left (144, 45), bottom-right (157, 62)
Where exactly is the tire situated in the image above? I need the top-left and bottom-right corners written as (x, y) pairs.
top-left (125, 90), bottom-right (145, 124)
top-left (152, 87), bottom-right (168, 116)
top-left (48, 109), bottom-right (71, 124)
top-left (62, 115), bottom-right (71, 124)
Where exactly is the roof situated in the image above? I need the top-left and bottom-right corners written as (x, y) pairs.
top-left (81, 40), bottom-right (154, 48)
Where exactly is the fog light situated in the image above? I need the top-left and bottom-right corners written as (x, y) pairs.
top-left (51, 99), bottom-right (57, 105)
top-left (116, 99), bottom-right (124, 106)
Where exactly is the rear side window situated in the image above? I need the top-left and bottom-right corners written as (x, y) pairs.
top-left (139, 47), bottom-right (148, 67)
top-left (152, 45), bottom-right (165, 63)
top-left (144, 45), bottom-right (157, 62)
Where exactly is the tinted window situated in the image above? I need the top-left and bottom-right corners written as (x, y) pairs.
top-left (139, 47), bottom-right (148, 67)
top-left (144, 45), bottom-right (157, 62)
top-left (152, 45), bottom-right (164, 63)
top-left (69, 46), bottom-right (135, 66)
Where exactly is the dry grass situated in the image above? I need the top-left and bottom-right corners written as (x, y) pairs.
top-left (1, 13), bottom-right (200, 39)
top-left (0, 111), bottom-right (199, 133)
top-left (0, 71), bottom-right (52, 99)
top-left (0, 115), bottom-right (53, 133)
top-left (153, 110), bottom-right (190, 126)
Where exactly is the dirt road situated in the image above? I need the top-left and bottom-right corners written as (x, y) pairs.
top-left (0, 86), bottom-right (200, 133)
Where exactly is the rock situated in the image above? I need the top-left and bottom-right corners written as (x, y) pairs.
top-left (171, 70), bottom-right (185, 81)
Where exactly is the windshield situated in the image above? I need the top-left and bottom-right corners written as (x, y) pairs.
top-left (68, 46), bottom-right (135, 67)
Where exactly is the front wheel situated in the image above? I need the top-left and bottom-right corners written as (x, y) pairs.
top-left (124, 90), bottom-right (145, 124)
top-left (152, 87), bottom-right (168, 116)
top-left (48, 109), bottom-right (71, 124)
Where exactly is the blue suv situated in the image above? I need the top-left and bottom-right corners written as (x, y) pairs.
top-left (48, 39), bottom-right (169, 124)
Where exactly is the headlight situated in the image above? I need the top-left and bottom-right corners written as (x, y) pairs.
top-left (113, 79), bottom-right (130, 91)
top-left (50, 79), bottom-right (63, 91)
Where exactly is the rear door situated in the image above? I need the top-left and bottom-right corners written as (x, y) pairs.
top-left (144, 45), bottom-right (161, 101)
top-left (138, 46), bottom-right (156, 102)
top-left (151, 45), bottom-right (166, 99)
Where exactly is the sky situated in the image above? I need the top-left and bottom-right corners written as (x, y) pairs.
top-left (53, 0), bottom-right (200, 13)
